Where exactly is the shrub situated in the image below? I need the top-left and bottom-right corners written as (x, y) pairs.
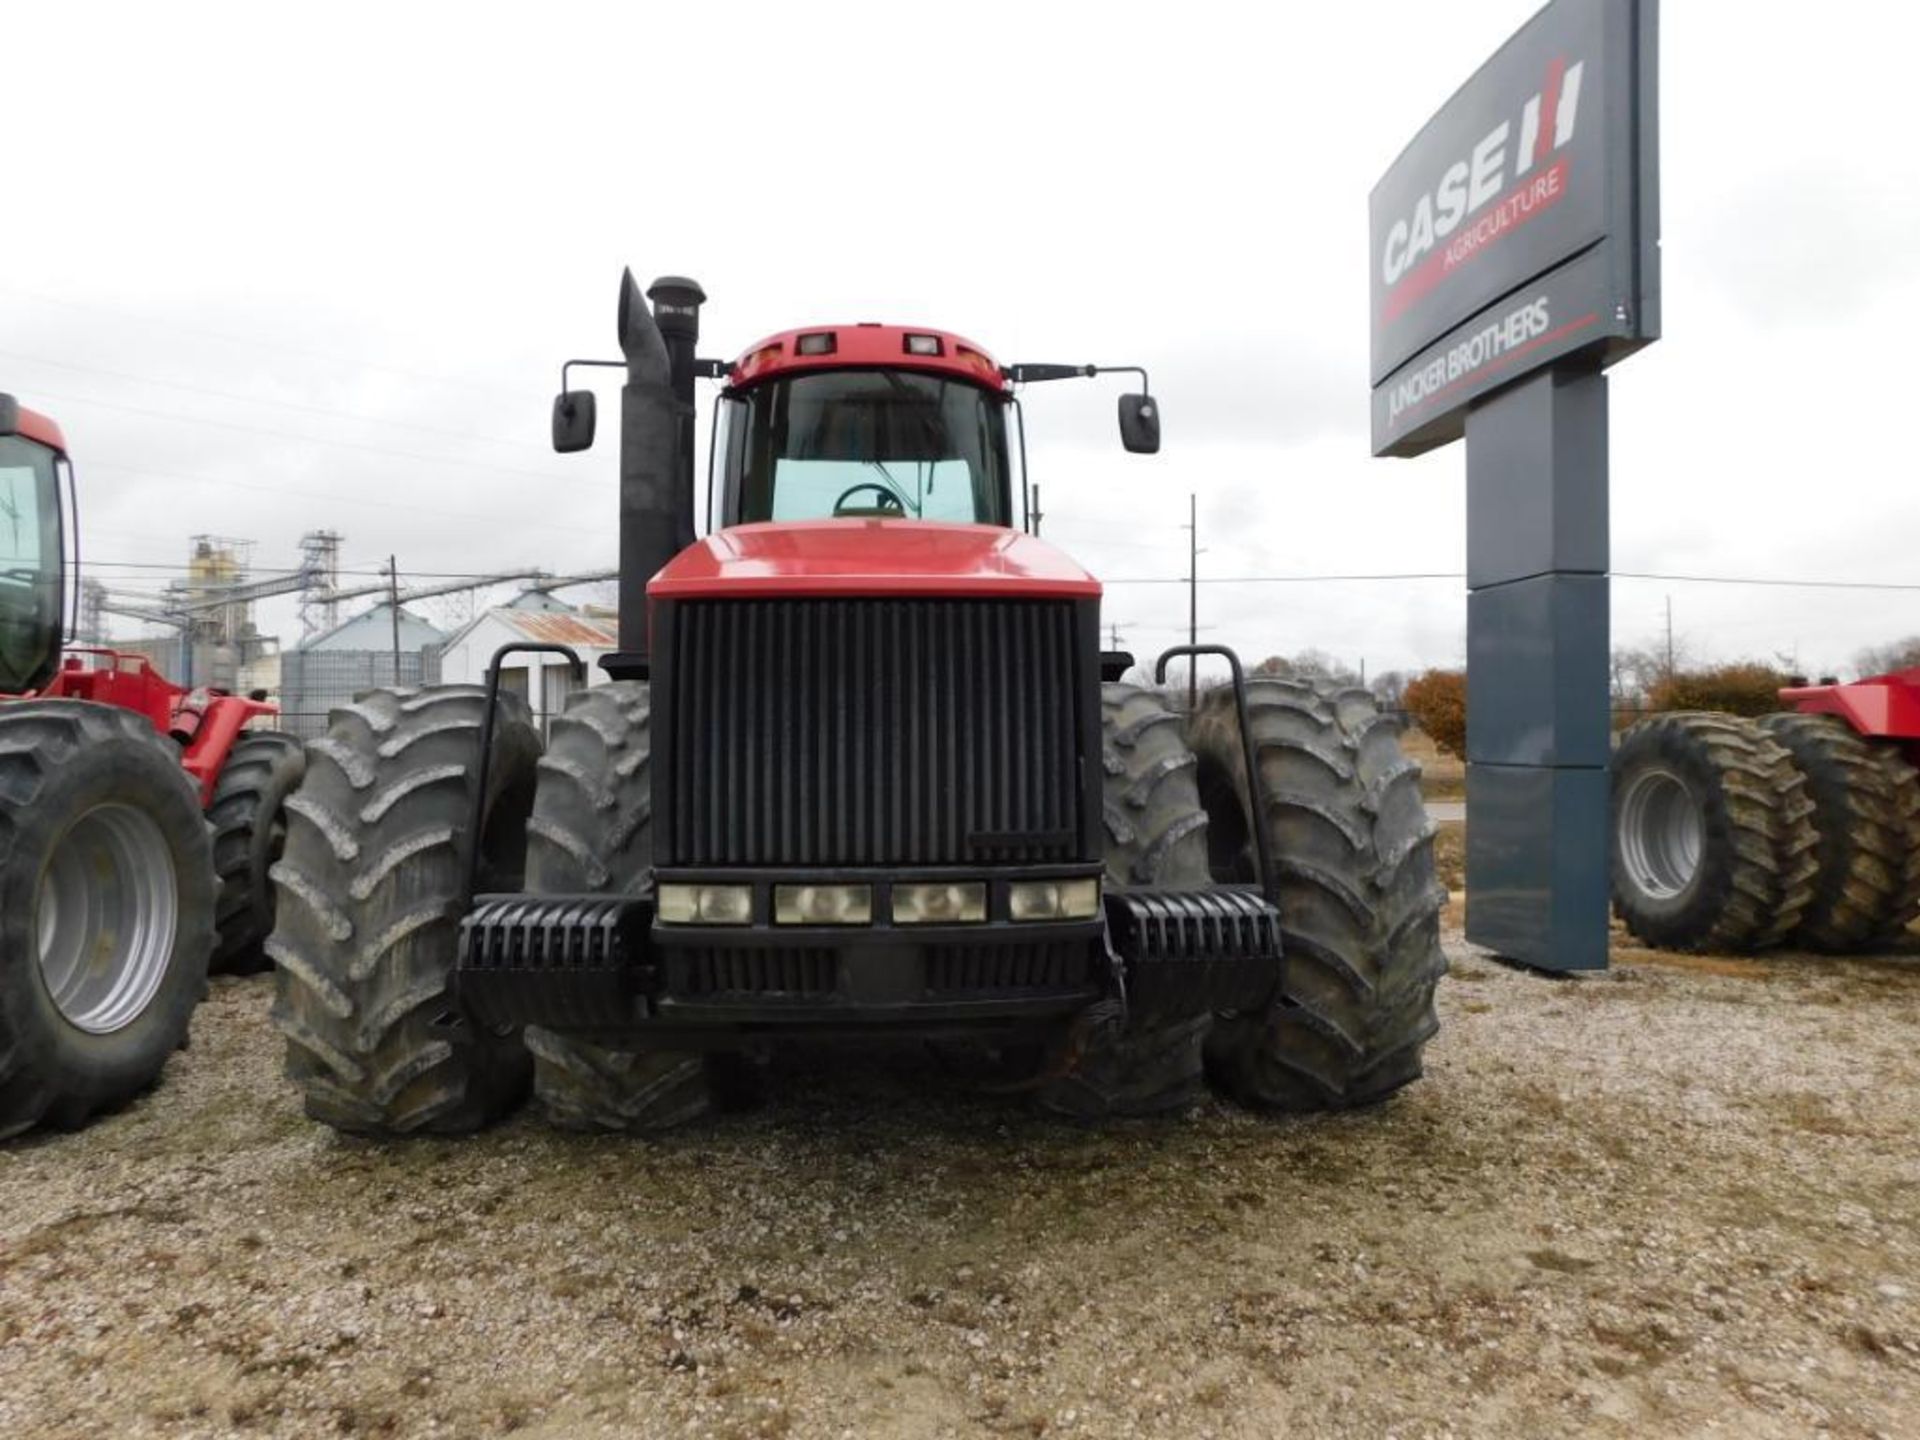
top-left (1403, 668), bottom-right (1466, 758)
top-left (1645, 663), bottom-right (1791, 718)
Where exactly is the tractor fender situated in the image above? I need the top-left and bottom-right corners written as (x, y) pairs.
top-left (179, 693), bottom-right (279, 809)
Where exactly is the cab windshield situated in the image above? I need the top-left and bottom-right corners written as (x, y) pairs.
top-left (0, 435), bottom-right (62, 692)
top-left (722, 370), bottom-right (1011, 525)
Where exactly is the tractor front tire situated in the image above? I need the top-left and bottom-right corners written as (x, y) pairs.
top-left (1190, 679), bottom-right (1447, 1112)
top-left (1611, 712), bottom-right (1817, 953)
top-left (268, 687), bottom-right (538, 1135)
top-left (521, 682), bottom-right (717, 1133)
top-left (1035, 1012), bottom-right (1210, 1120)
top-left (208, 730), bottom-right (306, 974)
top-left (1757, 713), bottom-right (1920, 951)
top-left (1036, 684), bottom-right (1213, 1119)
top-left (0, 702), bottom-right (215, 1138)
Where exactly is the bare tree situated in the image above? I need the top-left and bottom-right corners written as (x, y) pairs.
top-left (1253, 649), bottom-right (1361, 686)
top-left (1853, 636), bottom-right (1920, 679)
top-left (1612, 640), bottom-right (1694, 707)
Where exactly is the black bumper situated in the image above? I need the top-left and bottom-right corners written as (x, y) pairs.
top-left (455, 886), bottom-right (1284, 1043)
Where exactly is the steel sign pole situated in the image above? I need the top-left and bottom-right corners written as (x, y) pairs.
top-left (1462, 364), bottom-right (1611, 970)
top-left (1366, 0), bottom-right (1657, 972)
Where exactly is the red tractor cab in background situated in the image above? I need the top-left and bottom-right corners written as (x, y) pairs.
top-left (0, 393), bottom-right (304, 1140)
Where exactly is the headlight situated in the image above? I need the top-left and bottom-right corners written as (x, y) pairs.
top-left (892, 882), bottom-right (987, 925)
top-left (657, 883), bottom-right (753, 925)
top-left (1008, 878), bottom-right (1101, 922)
top-left (774, 884), bottom-right (873, 926)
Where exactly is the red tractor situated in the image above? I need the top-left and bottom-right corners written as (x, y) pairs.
top-left (1611, 675), bottom-right (1920, 954)
top-left (0, 395), bottom-right (304, 1138)
top-left (266, 272), bottom-right (1446, 1135)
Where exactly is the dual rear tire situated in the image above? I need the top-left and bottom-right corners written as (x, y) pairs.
top-left (1051, 680), bottom-right (1447, 1117)
top-left (269, 687), bottom-right (538, 1134)
top-left (267, 681), bottom-right (710, 1137)
top-left (520, 682), bottom-right (717, 1133)
top-left (1758, 714), bottom-right (1920, 951)
top-left (1610, 710), bottom-right (1920, 953)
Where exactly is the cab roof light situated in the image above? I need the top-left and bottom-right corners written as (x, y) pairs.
top-left (954, 346), bottom-right (1001, 382)
top-left (743, 341), bottom-right (784, 372)
top-left (796, 332), bottom-right (838, 356)
top-left (904, 333), bottom-right (943, 356)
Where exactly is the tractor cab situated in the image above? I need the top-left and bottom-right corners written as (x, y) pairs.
top-left (0, 395), bottom-right (67, 695)
top-left (712, 327), bottom-right (1016, 529)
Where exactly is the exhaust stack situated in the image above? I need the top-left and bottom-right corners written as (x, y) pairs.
top-left (612, 270), bottom-right (704, 670)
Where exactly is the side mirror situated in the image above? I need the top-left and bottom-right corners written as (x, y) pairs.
top-left (1118, 392), bottom-right (1160, 455)
top-left (552, 391), bottom-right (597, 453)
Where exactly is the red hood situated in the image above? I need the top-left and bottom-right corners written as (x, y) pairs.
top-left (648, 520), bottom-right (1101, 600)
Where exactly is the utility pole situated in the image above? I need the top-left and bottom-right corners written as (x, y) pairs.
top-left (1185, 493), bottom-right (1199, 711)
top-left (388, 555), bottom-right (403, 685)
top-left (1108, 621), bottom-right (1124, 650)
top-left (1664, 594), bottom-right (1674, 682)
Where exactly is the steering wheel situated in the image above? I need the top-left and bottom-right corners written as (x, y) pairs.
top-left (832, 482), bottom-right (908, 516)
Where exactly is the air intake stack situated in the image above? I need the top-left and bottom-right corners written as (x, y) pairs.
top-left (611, 270), bottom-right (704, 672)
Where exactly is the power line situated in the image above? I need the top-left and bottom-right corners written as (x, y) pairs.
top-left (1613, 571), bottom-right (1920, 593)
top-left (70, 552), bottom-right (1920, 595)
top-left (1106, 570), bottom-right (1920, 590)
top-left (1103, 571), bottom-right (1464, 584)
top-left (83, 458), bottom-right (605, 537)
top-left (0, 346), bottom-right (546, 451)
top-left (77, 556), bottom-right (585, 580)
top-left (30, 388), bottom-right (588, 487)
top-left (0, 283), bottom-right (530, 403)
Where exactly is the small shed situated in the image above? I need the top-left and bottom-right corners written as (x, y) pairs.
top-left (438, 602), bottom-right (619, 731)
top-left (278, 602), bottom-right (446, 740)
top-left (303, 602), bottom-right (444, 655)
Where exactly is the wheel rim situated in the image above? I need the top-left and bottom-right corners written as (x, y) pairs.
top-left (1618, 767), bottom-right (1705, 901)
top-left (36, 803), bottom-right (180, 1034)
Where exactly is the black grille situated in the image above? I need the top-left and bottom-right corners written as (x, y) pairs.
top-left (925, 942), bottom-right (1098, 994)
top-left (664, 598), bottom-right (1083, 866)
top-left (672, 948), bottom-right (837, 998)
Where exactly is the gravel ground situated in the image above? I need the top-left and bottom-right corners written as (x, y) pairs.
top-left (4, 922), bottom-right (1919, 1440)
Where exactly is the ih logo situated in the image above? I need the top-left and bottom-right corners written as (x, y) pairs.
top-left (1381, 56), bottom-right (1586, 321)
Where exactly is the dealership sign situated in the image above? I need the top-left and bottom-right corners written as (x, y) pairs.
top-left (1370, 0), bottom-right (1659, 456)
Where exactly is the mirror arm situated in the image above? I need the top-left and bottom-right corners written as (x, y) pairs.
top-left (1005, 363), bottom-right (1093, 384)
top-left (1090, 364), bottom-right (1151, 396)
top-left (1006, 362), bottom-right (1151, 396)
top-left (566, 357), bottom-right (729, 391)
top-left (560, 358), bottom-right (626, 394)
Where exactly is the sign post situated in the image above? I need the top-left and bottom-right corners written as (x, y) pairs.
top-left (1369, 0), bottom-right (1659, 971)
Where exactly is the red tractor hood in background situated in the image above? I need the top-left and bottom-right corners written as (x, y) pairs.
top-left (647, 521), bottom-right (1102, 600)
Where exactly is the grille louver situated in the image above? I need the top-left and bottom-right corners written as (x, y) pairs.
top-left (925, 942), bottom-right (1097, 994)
top-left (665, 598), bottom-right (1083, 866)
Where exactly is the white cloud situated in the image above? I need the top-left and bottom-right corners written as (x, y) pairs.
top-left (5, 0), bottom-right (1917, 681)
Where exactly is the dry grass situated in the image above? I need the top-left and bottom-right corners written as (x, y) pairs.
top-left (1403, 725), bottom-right (1465, 801)
top-left (1432, 819), bottom-right (1466, 894)
top-left (4, 931), bottom-right (1920, 1439)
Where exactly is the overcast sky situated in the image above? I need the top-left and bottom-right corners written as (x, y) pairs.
top-left (8, 1), bottom-right (1918, 682)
